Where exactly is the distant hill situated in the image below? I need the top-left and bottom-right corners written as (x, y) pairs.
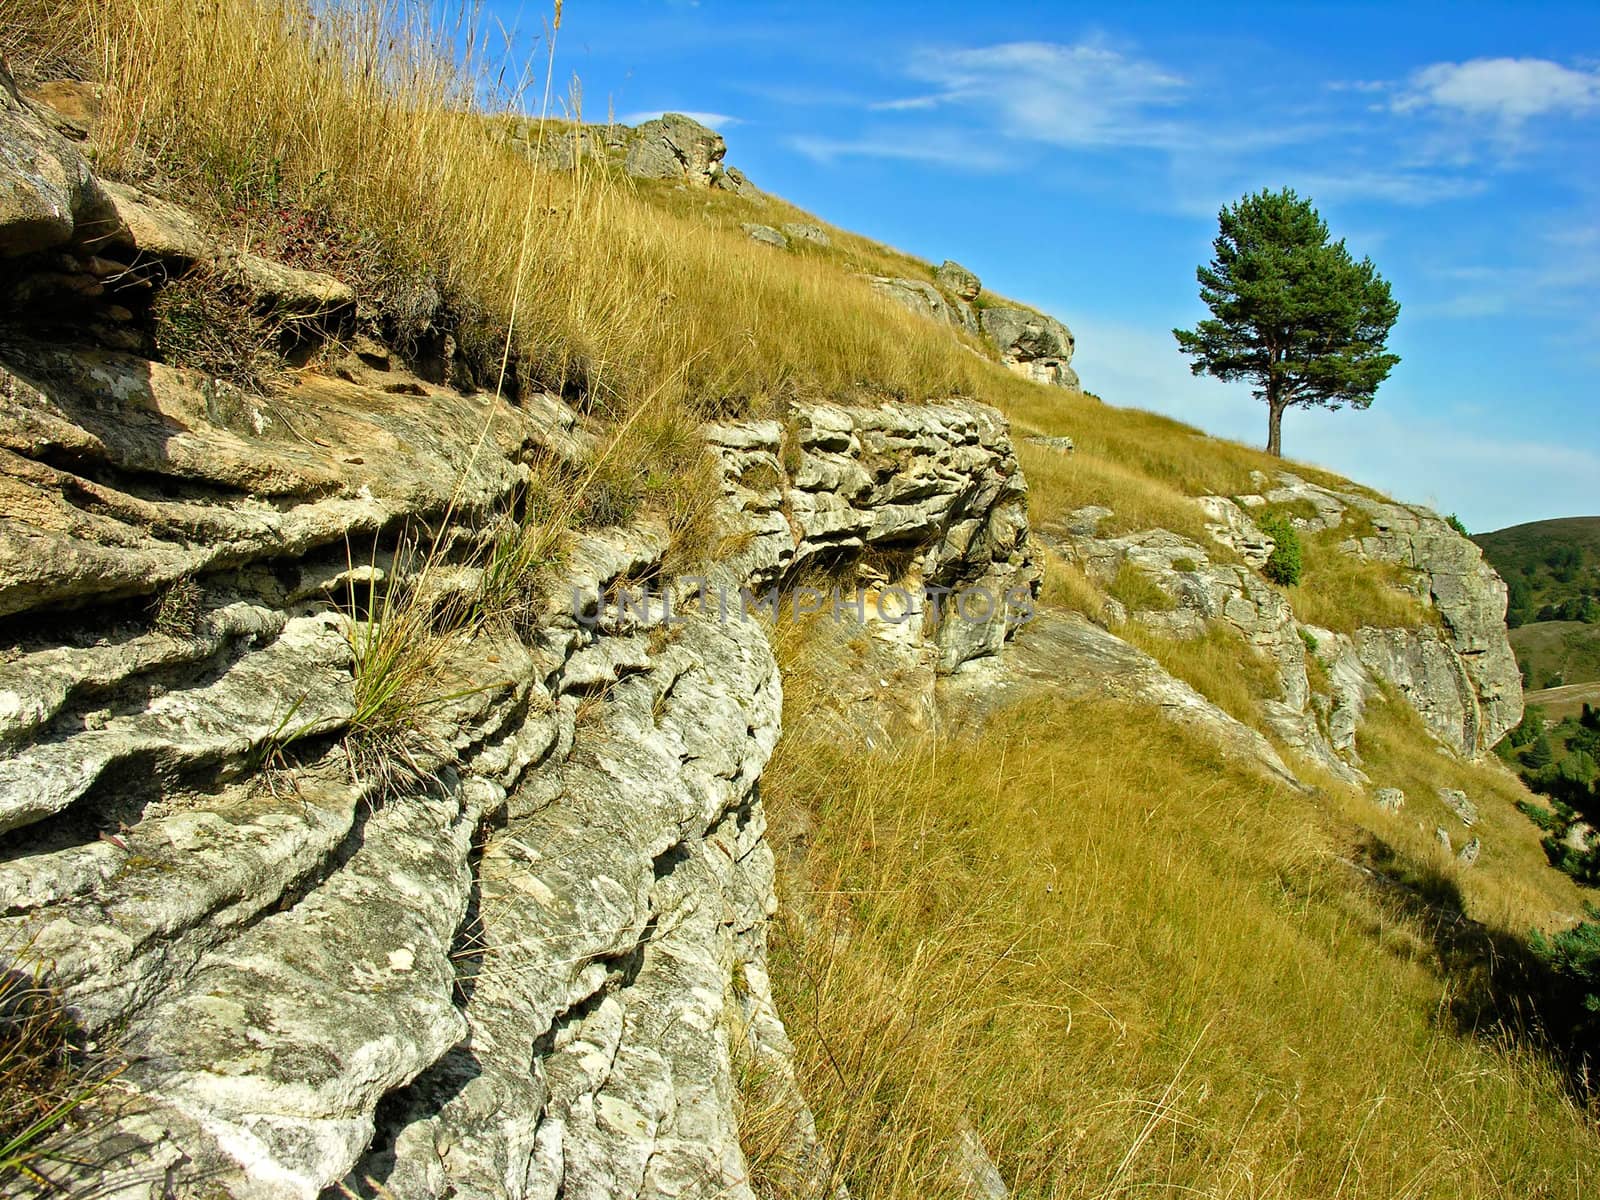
top-left (1476, 517), bottom-right (1600, 688)
top-left (1475, 516), bottom-right (1600, 626)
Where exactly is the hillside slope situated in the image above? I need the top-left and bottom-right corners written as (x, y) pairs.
top-left (1, 5), bottom-right (1597, 1198)
top-left (1476, 517), bottom-right (1600, 688)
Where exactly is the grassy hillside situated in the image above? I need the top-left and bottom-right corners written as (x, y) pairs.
top-left (11, 3), bottom-right (1600, 1195)
top-left (1476, 517), bottom-right (1600, 626)
top-left (1512, 621), bottom-right (1600, 691)
top-left (768, 616), bottom-right (1597, 1199)
top-left (1475, 518), bottom-right (1600, 688)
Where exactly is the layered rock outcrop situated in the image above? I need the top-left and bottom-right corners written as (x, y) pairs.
top-left (1259, 474), bottom-right (1523, 754)
top-left (1044, 471), bottom-right (1522, 780)
top-left (980, 306), bottom-right (1079, 391)
top-left (0, 103), bottom-right (1036, 1192)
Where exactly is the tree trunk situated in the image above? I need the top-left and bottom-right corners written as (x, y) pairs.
top-left (1266, 397), bottom-right (1286, 457)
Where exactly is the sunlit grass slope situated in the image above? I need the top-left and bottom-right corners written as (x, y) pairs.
top-left (763, 635), bottom-right (1599, 1199)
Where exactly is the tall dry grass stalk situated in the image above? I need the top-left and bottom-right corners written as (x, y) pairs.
top-left (75, 0), bottom-right (989, 419)
top-left (763, 690), bottom-right (1600, 1199)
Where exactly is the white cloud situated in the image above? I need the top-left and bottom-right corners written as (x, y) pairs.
top-left (620, 110), bottom-right (742, 129)
top-left (867, 39), bottom-right (1205, 152)
top-left (787, 132), bottom-right (1011, 171)
top-left (1394, 58), bottom-right (1600, 124)
top-left (1288, 168), bottom-right (1489, 206)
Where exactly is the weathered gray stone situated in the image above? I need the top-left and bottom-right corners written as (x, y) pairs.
top-left (1197, 495), bottom-right (1274, 569)
top-left (939, 609), bottom-right (1302, 788)
top-left (1436, 827), bottom-right (1453, 852)
top-left (1267, 473), bottom-right (1523, 753)
top-left (1439, 787), bottom-right (1478, 827)
top-left (781, 221), bottom-right (829, 246)
top-left (741, 222), bottom-right (787, 248)
top-left (980, 305), bottom-right (1078, 389)
top-left (867, 275), bottom-right (971, 331)
top-left (1374, 787), bottom-right (1406, 813)
top-left (1024, 434), bottom-right (1075, 454)
top-left (936, 259), bottom-right (981, 302)
top-left (1458, 836), bottom-right (1481, 867)
top-left (624, 113), bottom-right (727, 187)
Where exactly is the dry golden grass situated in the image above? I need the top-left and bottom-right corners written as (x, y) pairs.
top-left (1037, 551), bottom-right (1107, 623)
top-left (74, 0), bottom-right (993, 418)
top-left (764, 677), bottom-right (1600, 1200)
top-left (1285, 530), bottom-right (1436, 633)
top-left (1122, 622), bottom-right (1281, 730)
top-left (1350, 691), bottom-right (1591, 929)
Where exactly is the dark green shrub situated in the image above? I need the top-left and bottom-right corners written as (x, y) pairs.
top-left (1258, 514), bottom-right (1303, 586)
top-left (1529, 905), bottom-right (1600, 1057)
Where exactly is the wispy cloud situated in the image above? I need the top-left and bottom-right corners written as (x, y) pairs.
top-left (890, 40), bottom-right (1191, 149)
top-left (620, 109), bottom-right (742, 129)
top-left (1393, 58), bottom-right (1600, 125)
top-left (787, 132), bottom-right (1011, 171)
top-left (1288, 168), bottom-right (1489, 207)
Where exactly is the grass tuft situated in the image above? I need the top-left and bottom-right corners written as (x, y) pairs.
top-left (0, 944), bottom-right (119, 1188)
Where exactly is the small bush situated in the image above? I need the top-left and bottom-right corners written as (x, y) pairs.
top-left (1529, 906), bottom-right (1600, 1059)
top-left (1259, 513), bottom-right (1303, 586)
top-left (149, 575), bottom-right (203, 638)
top-left (1299, 627), bottom-right (1319, 654)
top-left (1446, 513), bottom-right (1469, 537)
top-left (151, 265), bottom-right (281, 391)
top-left (1172, 556), bottom-right (1200, 573)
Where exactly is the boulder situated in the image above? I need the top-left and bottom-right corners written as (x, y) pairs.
top-left (742, 222), bottom-right (787, 248)
top-left (936, 259), bottom-right (981, 301)
top-left (980, 305), bottom-right (1079, 390)
top-left (624, 113), bottom-right (727, 188)
top-left (782, 221), bottom-right (829, 246)
top-left (1458, 836), bottom-right (1481, 867)
top-left (1439, 787), bottom-right (1478, 827)
top-left (867, 276), bottom-right (974, 333)
top-left (719, 165), bottom-right (763, 200)
top-left (1374, 787), bottom-right (1405, 813)
top-left (0, 63), bottom-right (113, 256)
top-left (1024, 434), bottom-right (1074, 454)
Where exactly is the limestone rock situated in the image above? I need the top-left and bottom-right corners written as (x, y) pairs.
top-left (1267, 473), bottom-right (1523, 753)
top-left (719, 165), bottom-right (763, 199)
top-left (1197, 495), bottom-right (1274, 569)
top-left (782, 221), bottom-right (829, 246)
top-left (980, 305), bottom-right (1078, 389)
top-left (939, 609), bottom-right (1301, 788)
top-left (704, 397), bottom-right (1037, 674)
top-left (1458, 836), bottom-right (1481, 867)
top-left (1439, 787), bottom-right (1478, 827)
top-left (936, 259), bottom-right (981, 301)
top-left (1374, 787), bottom-right (1405, 813)
top-left (1435, 827), bottom-right (1452, 852)
top-left (0, 64), bottom-right (113, 256)
top-left (741, 222), bottom-right (787, 248)
top-left (867, 275), bottom-right (973, 332)
top-left (624, 113), bottom-right (728, 187)
top-left (1024, 434), bottom-right (1074, 454)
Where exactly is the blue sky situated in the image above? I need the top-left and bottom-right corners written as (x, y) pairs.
top-left (500, 1), bottom-right (1598, 531)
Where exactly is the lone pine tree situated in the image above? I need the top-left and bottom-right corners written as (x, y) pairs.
top-left (1174, 188), bottom-right (1400, 457)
